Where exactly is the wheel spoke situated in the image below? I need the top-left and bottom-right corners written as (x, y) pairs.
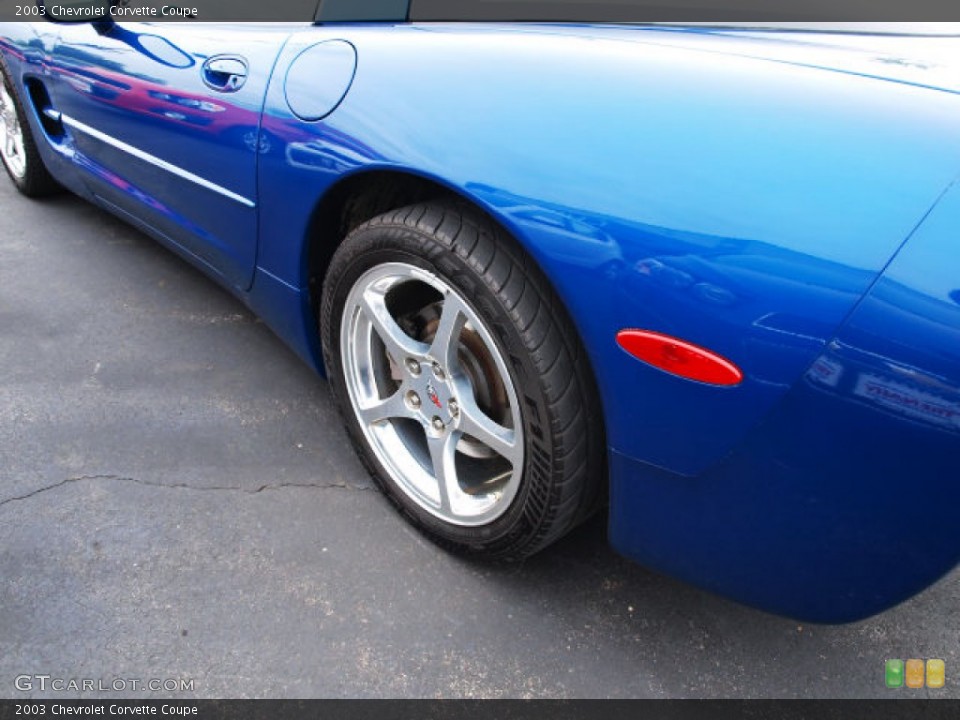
top-left (456, 391), bottom-right (521, 466)
top-left (429, 292), bottom-right (469, 371)
top-left (357, 386), bottom-right (411, 426)
top-left (360, 289), bottom-right (428, 361)
top-left (427, 430), bottom-right (464, 515)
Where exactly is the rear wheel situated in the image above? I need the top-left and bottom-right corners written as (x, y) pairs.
top-left (321, 201), bottom-right (604, 559)
top-left (0, 64), bottom-right (60, 197)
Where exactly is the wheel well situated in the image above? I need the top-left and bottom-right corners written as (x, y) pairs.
top-left (306, 169), bottom-right (609, 511)
top-left (306, 170), bottom-right (459, 317)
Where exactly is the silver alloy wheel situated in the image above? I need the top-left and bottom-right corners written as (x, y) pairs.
top-left (0, 85), bottom-right (26, 180)
top-left (341, 262), bottom-right (524, 526)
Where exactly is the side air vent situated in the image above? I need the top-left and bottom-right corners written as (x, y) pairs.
top-left (24, 78), bottom-right (64, 138)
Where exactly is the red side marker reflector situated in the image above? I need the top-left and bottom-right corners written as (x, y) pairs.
top-left (616, 329), bottom-right (743, 386)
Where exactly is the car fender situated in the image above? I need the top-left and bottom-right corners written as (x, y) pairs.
top-left (254, 24), bottom-right (960, 475)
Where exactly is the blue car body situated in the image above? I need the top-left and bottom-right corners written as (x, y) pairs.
top-left (2, 16), bottom-right (958, 622)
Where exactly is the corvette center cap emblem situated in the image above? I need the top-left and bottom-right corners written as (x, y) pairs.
top-left (426, 383), bottom-right (443, 409)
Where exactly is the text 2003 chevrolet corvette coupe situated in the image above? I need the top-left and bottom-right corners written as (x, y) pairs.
top-left (2, 4), bottom-right (958, 622)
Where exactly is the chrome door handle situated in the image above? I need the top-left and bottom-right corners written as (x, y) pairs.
top-left (202, 56), bottom-right (248, 92)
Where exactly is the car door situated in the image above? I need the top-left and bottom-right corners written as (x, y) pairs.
top-left (45, 22), bottom-right (292, 290)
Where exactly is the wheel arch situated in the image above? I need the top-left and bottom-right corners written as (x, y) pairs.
top-left (304, 168), bottom-right (596, 364)
top-left (304, 169), bottom-right (460, 322)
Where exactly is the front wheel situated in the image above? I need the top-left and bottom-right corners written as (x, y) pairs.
top-left (0, 63), bottom-right (60, 197)
top-left (320, 202), bottom-right (604, 560)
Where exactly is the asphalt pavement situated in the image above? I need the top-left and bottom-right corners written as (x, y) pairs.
top-left (1, 179), bottom-right (958, 699)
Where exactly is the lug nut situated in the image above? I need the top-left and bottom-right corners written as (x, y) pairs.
top-left (431, 417), bottom-right (445, 432)
top-left (448, 399), bottom-right (459, 416)
top-left (405, 358), bottom-right (421, 376)
top-left (432, 362), bottom-right (446, 380)
top-left (406, 391), bottom-right (422, 409)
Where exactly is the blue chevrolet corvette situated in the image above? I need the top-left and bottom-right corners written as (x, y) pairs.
top-left (1, 4), bottom-right (958, 622)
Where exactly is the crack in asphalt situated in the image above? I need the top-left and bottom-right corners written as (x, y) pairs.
top-left (0, 474), bottom-right (374, 508)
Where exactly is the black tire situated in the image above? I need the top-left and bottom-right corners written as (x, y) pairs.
top-left (320, 201), bottom-right (605, 560)
top-left (0, 60), bottom-right (61, 197)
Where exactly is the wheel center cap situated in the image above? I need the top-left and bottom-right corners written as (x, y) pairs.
top-left (416, 375), bottom-right (455, 427)
top-left (425, 382), bottom-right (443, 410)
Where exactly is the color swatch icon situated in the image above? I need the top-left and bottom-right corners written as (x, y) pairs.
top-left (906, 659), bottom-right (925, 688)
top-left (927, 659), bottom-right (946, 689)
top-left (886, 658), bottom-right (945, 689)
top-left (885, 659), bottom-right (904, 688)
